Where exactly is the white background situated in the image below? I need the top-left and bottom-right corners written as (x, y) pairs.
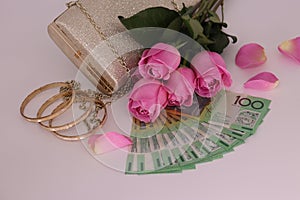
top-left (1, 0), bottom-right (300, 199)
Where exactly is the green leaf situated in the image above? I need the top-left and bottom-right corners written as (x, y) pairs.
top-left (182, 15), bottom-right (204, 39)
top-left (207, 32), bottom-right (230, 54)
top-left (180, 5), bottom-right (196, 16)
top-left (197, 36), bottom-right (215, 45)
top-left (208, 11), bottom-right (221, 23)
top-left (202, 22), bottom-right (237, 53)
top-left (179, 3), bottom-right (188, 15)
top-left (222, 23), bottom-right (228, 28)
top-left (118, 7), bottom-right (179, 29)
top-left (167, 17), bottom-right (183, 31)
top-left (225, 33), bottom-right (238, 43)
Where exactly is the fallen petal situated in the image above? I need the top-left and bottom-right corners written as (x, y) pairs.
top-left (236, 43), bottom-right (267, 68)
top-left (278, 37), bottom-right (300, 63)
top-left (244, 72), bottom-right (279, 90)
top-left (88, 132), bottom-right (132, 154)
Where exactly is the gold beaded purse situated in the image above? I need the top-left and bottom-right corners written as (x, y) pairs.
top-left (48, 0), bottom-right (197, 95)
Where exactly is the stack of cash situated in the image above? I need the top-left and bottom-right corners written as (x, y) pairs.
top-left (125, 91), bottom-right (271, 174)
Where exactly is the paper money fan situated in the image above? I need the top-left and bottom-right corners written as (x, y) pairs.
top-left (125, 90), bottom-right (271, 175)
top-left (80, 89), bottom-right (271, 174)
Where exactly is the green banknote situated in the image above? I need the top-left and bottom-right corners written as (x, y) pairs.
top-left (200, 91), bottom-right (271, 134)
top-left (126, 114), bottom-right (242, 174)
top-left (125, 90), bottom-right (272, 174)
top-left (126, 117), bottom-right (241, 174)
top-left (125, 133), bottom-right (184, 174)
top-left (164, 115), bottom-right (241, 168)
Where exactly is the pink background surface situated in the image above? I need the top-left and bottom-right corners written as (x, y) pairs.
top-left (1, 0), bottom-right (300, 199)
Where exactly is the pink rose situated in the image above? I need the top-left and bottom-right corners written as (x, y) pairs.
top-left (128, 79), bottom-right (168, 123)
top-left (138, 43), bottom-right (181, 80)
top-left (165, 67), bottom-right (196, 107)
top-left (191, 51), bottom-right (232, 98)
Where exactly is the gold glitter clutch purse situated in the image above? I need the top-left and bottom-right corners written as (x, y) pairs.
top-left (48, 0), bottom-right (197, 95)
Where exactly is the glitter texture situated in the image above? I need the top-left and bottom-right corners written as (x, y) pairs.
top-left (51, 0), bottom-right (197, 93)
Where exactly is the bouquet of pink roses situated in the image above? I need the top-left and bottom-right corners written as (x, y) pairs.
top-left (118, 0), bottom-right (237, 123)
top-left (128, 43), bottom-right (232, 123)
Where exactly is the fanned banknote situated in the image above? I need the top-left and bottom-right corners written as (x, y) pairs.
top-left (125, 91), bottom-right (271, 175)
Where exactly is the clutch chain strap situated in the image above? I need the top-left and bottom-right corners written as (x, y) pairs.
top-left (67, 1), bottom-right (130, 75)
top-left (66, 0), bottom-right (136, 102)
top-left (65, 0), bottom-right (180, 102)
top-left (66, 0), bottom-right (180, 74)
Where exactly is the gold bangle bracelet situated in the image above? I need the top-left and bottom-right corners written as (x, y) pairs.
top-left (37, 91), bottom-right (93, 132)
top-left (50, 97), bottom-right (108, 142)
top-left (20, 82), bottom-right (75, 123)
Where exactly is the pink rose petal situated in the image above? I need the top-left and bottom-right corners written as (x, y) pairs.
top-left (244, 72), bottom-right (279, 90)
top-left (88, 132), bottom-right (132, 155)
top-left (278, 37), bottom-right (300, 64)
top-left (236, 43), bottom-right (267, 68)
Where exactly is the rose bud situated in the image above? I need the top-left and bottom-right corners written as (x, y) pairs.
top-left (128, 79), bottom-right (168, 123)
top-left (138, 43), bottom-right (181, 80)
top-left (165, 67), bottom-right (196, 107)
top-left (191, 51), bottom-right (232, 98)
